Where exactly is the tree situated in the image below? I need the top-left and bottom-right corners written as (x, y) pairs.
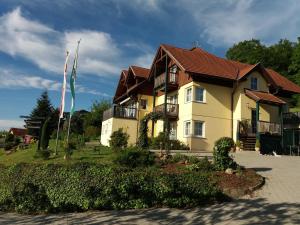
top-left (289, 38), bottom-right (300, 85)
top-left (226, 39), bottom-right (269, 65)
top-left (29, 91), bottom-right (55, 138)
top-left (267, 39), bottom-right (295, 76)
top-left (83, 100), bottom-right (111, 137)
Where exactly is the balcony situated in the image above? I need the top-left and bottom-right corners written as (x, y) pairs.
top-left (154, 103), bottom-right (179, 118)
top-left (239, 120), bottom-right (281, 136)
top-left (154, 72), bottom-right (178, 91)
top-left (103, 105), bottom-right (137, 121)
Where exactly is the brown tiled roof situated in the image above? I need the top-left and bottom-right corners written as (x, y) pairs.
top-left (130, 66), bottom-right (150, 79)
top-left (245, 89), bottom-right (286, 105)
top-left (9, 128), bottom-right (27, 137)
top-left (160, 44), bottom-right (300, 94)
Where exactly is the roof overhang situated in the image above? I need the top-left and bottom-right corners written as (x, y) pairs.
top-left (245, 89), bottom-right (286, 105)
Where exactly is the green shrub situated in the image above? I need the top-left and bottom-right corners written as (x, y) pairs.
top-left (186, 157), bottom-right (214, 172)
top-left (170, 153), bottom-right (188, 163)
top-left (4, 133), bottom-right (15, 143)
top-left (4, 142), bottom-right (16, 151)
top-left (114, 147), bottom-right (155, 168)
top-left (109, 128), bottom-right (129, 150)
top-left (213, 137), bottom-right (237, 171)
top-left (150, 132), bottom-right (189, 150)
top-left (0, 163), bottom-right (226, 213)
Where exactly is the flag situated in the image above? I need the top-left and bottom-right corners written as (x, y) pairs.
top-left (69, 40), bottom-right (81, 117)
top-left (59, 51), bottom-right (70, 118)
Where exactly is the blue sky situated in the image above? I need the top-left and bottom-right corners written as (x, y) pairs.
top-left (0, 0), bottom-right (300, 130)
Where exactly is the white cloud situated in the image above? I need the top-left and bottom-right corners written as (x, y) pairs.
top-left (0, 69), bottom-right (110, 96)
top-left (178, 0), bottom-right (300, 46)
top-left (0, 7), bottom-right (125, 76)
top-left (0, 120), bottom-right (24, 131)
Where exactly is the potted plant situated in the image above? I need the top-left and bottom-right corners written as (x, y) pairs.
top-left (255, 139), bottom-right (260, 152)
top-left (236, 140), bottom-right (241, 151)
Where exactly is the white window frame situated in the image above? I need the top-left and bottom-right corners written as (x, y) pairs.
top-left (251, 77), bottom-right (258, 90)
top-left (184, 120), bottom-right (191, 137)
top-left (194, 87), bottom-right (205, 103)
top-left (185, 87), bottom-right (192, 103)
top-left (194, 121), bottom-right (205, 138)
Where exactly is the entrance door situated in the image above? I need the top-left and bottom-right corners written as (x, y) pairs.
top-left (251, 109), bottom-right (257, 134)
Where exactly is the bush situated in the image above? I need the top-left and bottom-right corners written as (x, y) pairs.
top-left (114, 147), bottom-right (155, 168)
top-left (4, 142), bottom-right (16, 151)
top-left (171, 153), bottom-right (189, 163)
top-left (186, 157), bottom-right (214, 172)
top-left (109, 128), bottom-right (129, 150)
top-left (0, 163), bottom-right (226, 213)
top-left (150, 132), bottom-right (189, 150)
top-left (213, 137), bottom-right (237, 171)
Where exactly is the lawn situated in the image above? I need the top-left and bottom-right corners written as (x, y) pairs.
top-left (0, 139), bottom-right (113, 166)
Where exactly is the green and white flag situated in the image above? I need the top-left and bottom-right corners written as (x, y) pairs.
top-left (69, 40), bottom-right (81, 117)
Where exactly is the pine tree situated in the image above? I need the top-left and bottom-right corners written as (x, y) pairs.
top-left (29, 91), bottom-right (55, 137)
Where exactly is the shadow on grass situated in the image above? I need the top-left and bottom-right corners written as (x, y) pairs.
top-left (0, 198), bottom-right (299, 224)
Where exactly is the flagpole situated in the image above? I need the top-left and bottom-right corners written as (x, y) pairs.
top-left (55, 51), bottom-right (70, 155)
top-left (66, 40), bottom-right (81, 144)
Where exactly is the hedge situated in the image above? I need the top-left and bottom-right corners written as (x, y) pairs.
top-left (0, 163), bottom-right (226, 213)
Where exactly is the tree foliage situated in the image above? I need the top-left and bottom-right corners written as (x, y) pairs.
top-left (29, 91), bottom-right (58, 137)
top-left (83, 100), bottom-right (111, 138)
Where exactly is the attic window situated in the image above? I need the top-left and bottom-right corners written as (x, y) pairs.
top-left (169, 65), bottom-right (177, 83)
top-left (251, 77), bottom-right (258, 90)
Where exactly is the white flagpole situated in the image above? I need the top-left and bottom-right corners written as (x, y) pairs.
top-left (66, 40), bottom-right (81, 144)
top-left (55, 51), bottom-right (70, 155)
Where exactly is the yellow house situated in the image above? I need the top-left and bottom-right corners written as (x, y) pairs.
top-left (101, 44), bottom-right (300, 152)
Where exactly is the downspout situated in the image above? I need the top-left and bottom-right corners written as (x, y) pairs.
top-left (231, 68), bottom-right (240, 140)
top-left (151, 64), bottom-right (156, 137)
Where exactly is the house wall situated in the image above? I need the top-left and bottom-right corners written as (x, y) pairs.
top-left (101, 117), bottom-right (138, 146)
top-left (153, 81), bottom-right (232, 151)
top-left (232, 71), bottom-right (281, 141)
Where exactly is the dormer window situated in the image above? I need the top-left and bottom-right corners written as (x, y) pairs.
top-left (251, 77), bottom-right (258, 90)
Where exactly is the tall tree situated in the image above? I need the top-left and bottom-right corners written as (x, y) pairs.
top-left (29, 91), bottom-right (55, 137)
top-left (289, 38), bottom-right (300, 85)
top-left (267, 39), bottom-right (295, 76)
top-left (226, 39), bottom-right (268, 65)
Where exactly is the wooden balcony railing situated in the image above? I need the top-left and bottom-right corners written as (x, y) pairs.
top-left (238, 120), bottom-right (281, 136)
top-left (154, 72), bottom-right (178, 89)
top-left (154, 103), bottom-right (179, 118)
top-left (103, 105), bottom-right (137, 121)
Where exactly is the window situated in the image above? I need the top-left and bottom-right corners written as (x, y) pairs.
top-left (140, 99), bottom-right (147, 109)
top-left (169, 65), bottom-right (177, 83)
top-left (251, 77), bottom-right (258, 90)
top-left (185, 87), bottom-right (192, 103)
top-left (184, 121), bottom-right (191, 137)
top-left (194, 121), bottom-right (204, 137)
top-left (195, 87), bottom-right (205, 102)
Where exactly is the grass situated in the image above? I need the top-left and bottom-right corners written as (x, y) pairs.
top-left (0, 139), bottom-right (114, 166)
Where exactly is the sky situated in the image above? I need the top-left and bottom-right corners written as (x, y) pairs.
top-left (0, 0), bottom-right (300, 130)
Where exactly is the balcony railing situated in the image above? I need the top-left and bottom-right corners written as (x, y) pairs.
top-left (154, 72), bottom-right (178, 89)
top-left (239, 120), bottom-right (281, 136)
top-left (103, 105), bottom-right (137, 121)
top-left (154, 103), bottom-right (179, 118)
top-left (283, 112), bottom-right (300, 124)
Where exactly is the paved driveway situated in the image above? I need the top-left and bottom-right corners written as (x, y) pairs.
top-left (1, 151), bottom-right (300, 224)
